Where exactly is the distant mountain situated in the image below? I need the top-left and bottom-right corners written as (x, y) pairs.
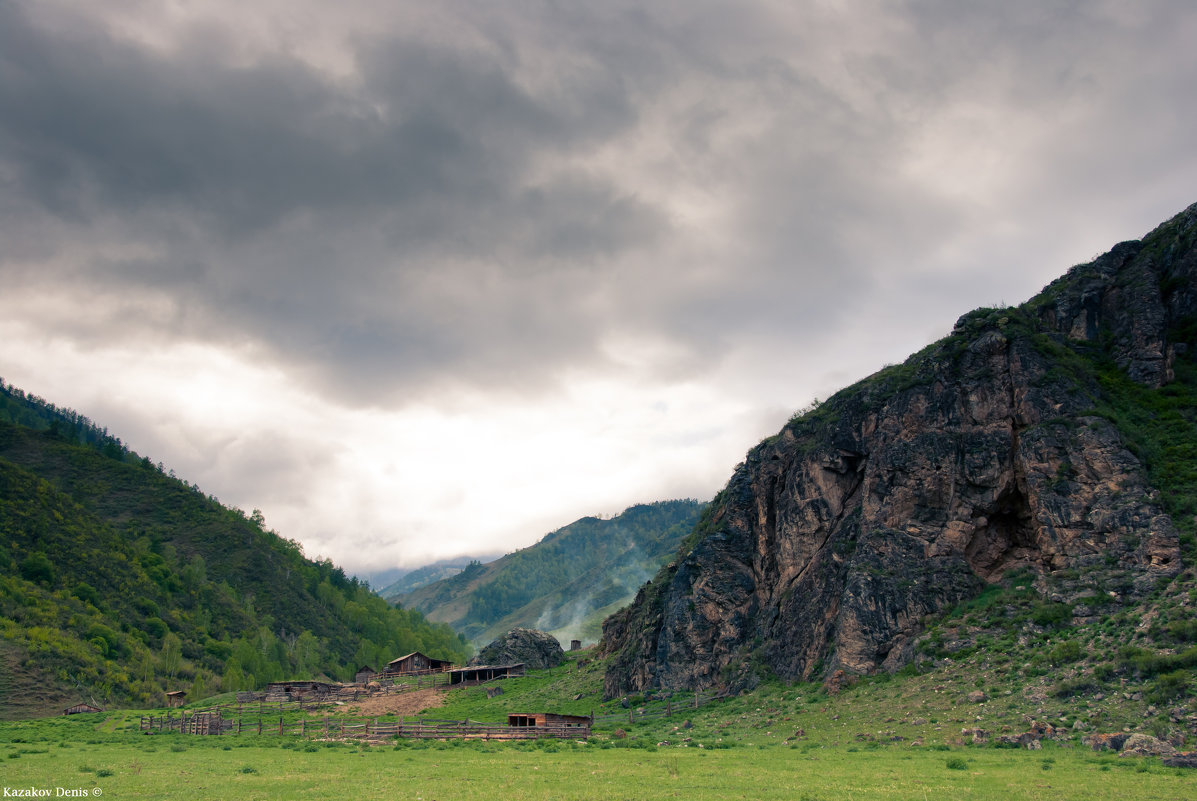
top-left (0, 383), bottom-right (470, 718)
top-left (375, 556), bottom-right (502, 599)
top-left (602, 201), bottom-right (1197, 698)
top-left (392, 500), bottom-right (706, 646)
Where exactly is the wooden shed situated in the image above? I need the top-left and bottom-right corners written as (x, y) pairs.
top-left (165, 690), bottom-right (187, 708)
top-left (448, 663), bottom-right (525, 685)
top-left (63, 703), bottom-right (102, 716)
top-left (507, 712), bottom-right (591, 728)
top-left (384, 652), bottom-right (453, 675)
top-left (354, 665), bottom-right (377, 684)
top-left (265, 681), bottom-right (336, 702)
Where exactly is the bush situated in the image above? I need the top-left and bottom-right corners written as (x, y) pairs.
top-left (71, 582), bottom-right (101, 607)
top-left (1054, 677), bottom-right (1101, 698)
top-left (1031, 603), bottom-right (1072, 629)
top-left (1161, 620), bottom-right (1197, 643)
top-left (946, 757), bottom-right (968, 770)
top-left (1147, 670), bottom-right (1191, 703)
top-left (19, 553), bottom-right (55, 585)
top-left (1049, 640), bottom-right (1083, 664)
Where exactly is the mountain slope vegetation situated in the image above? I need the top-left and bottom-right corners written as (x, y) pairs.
top-left (0, 383), bottom-right (470, 717)
top-left (393, 500), bottom-right (705, 646)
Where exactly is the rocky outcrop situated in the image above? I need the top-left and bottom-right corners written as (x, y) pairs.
top-left (601, 203), bottom-right (1197, 699)
top-left (1084, 732), bottom-right (1131, 752)
top-left (1119, 733), bottom-right (1178, 758)
top-left (1162, 752), bottom-right (1197, 768)
top-left (470, 628), bottom-right (564, 670)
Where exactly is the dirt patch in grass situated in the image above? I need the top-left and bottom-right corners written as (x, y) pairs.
top-left (342, 688), bottom-right (446, 717)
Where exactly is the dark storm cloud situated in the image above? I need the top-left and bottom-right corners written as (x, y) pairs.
top-left (0, 1), bottom-right (643, 240)
top-left (2, 0), bottom-right (1197, 408)
top-left (0, 0), bottom-right (675, 401)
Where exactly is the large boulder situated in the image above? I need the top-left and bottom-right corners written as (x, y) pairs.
top-left (470, 628), bottom-right (565, 670)
top-left (1084, 732), bottom-right (1130, 752)
top-left (1119, 733), bottom-right (1178, 758)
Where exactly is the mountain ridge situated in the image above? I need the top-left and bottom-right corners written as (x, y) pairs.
top-left (393, 500), bottom-right (705, 646)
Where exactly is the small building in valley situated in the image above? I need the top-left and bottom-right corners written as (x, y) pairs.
top-left (384, 652), bottom-right (453, 675)
top-left (507, 712), bottom-right (591, 728)
top-left (63, 703), bottom-right (102, 716)
top-left (354, 665), bottom-right (378, 683)
top-left (165, 690), bottom-right (187, 708)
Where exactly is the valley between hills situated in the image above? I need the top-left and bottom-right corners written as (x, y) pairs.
top-left (3, 203), bottom-right (1197, 797)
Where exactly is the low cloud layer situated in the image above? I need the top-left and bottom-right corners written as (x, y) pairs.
top-left (3, 0), bottom-right (1196, 573)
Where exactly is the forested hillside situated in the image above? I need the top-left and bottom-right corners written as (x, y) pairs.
top-left (394, 500), bottom-right (705, 645)
top-left (0, 382), bottom-right (470, 718)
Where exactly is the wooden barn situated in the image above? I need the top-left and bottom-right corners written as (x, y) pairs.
top-left (507, 712), bottom-right (591, 728)
top-left (165, 690), bottom-right (187, 708)
top-left (354, 665), bottom-right (377, 683)
top-left (63, 703), bottom-right (102, 716)
top-left (448, 663), bottom-right (525, 685)
top-left (384, 652), bottom-right (453, 675)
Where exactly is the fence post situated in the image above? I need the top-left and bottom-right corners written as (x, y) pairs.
top-left (279, 716), bottom-right (283, 735)
top-left (300, 718), bottom-right (305, 737)
top-left (667, 698), bottom-right (672, 717)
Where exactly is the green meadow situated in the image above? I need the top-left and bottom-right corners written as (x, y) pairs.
top-left (3, 652), bottom-right (1193, 801)
top-left (2, 726), bottom-right (1192, 801)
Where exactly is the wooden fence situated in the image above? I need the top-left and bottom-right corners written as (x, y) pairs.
top-left (139, 712), bottom-right (588, 741)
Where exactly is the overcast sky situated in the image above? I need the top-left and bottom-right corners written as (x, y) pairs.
top-left (3, 0), bottom-right (1196, 576)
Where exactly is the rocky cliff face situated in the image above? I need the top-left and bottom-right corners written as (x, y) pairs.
top-left (601, 203), bottom-right (1197, 699)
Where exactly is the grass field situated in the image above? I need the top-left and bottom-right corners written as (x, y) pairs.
top-left (2, 728), bottom-right (1194, 800)
top-left (2, 650), bottom-right (1193, 801)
